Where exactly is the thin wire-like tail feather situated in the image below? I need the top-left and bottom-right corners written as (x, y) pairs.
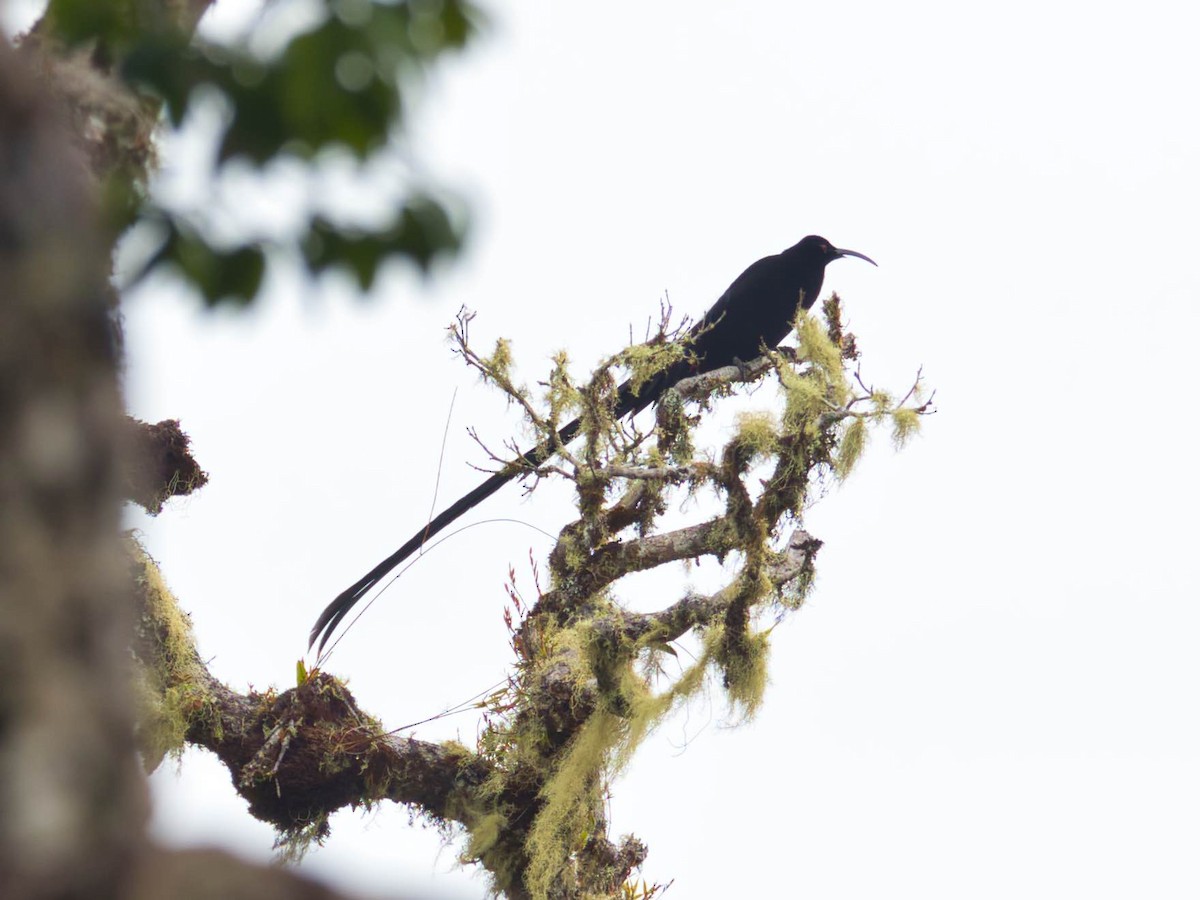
top-left (310, 415), bottom-right (577, 652)
top-left (309, 374), bottom-right (671, 653)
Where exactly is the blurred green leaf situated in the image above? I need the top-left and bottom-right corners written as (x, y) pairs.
top-left (120, 33), bottom-right (199, 124)
top-left (57, 0), bottom-right (482, 306)
top-left (46, 0), bottom-right (138, 48)
top-left (154, 224), bottom-right (267, 307)
top-left (302, 195), bottom-right (464, 289)
top-left (217, 18), bottom-right (398, 163)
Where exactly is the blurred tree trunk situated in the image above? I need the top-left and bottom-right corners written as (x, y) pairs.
top-left (0, 41), bottom-right (358, 900)
top-left (0, 39), bottom-right (144, 900)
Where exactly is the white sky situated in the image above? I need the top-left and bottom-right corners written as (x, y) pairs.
top-left (7, 0), bottom-right (1200, 897)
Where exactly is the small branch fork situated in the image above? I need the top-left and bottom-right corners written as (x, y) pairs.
top-left (619, 527), bottom-right (824, 646)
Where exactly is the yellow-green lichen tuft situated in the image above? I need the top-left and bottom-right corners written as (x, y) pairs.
top-left (777, 560), bottom-right (815, 610)
top-left (525, 711), bottom-right (618, 899)
top-left (463, 810), bottom-right (508, 861)
top-left (796, 314), bottom-right (849, 405)
top-left (835, 416), bottom-right (868, 479)
top-left (132, 669), bottom-right (187, 770)
top-left (733, 411), bottom-right (780, 457)
top-left (870, 389), bottom-right (893, 414)
top-left (891, 406), bottom-right (922, 448)
top-left (719, 627), bottom-right (770, 720)
top-left (487, 337), bottom-right (514, 380)
top-left (778, 365), bottom-right (828, 435)
top-left (129, 540), bottom-right (214, 769)
top-left (547, 350), bottom-right (581, 422)
top-left (620, 339), bottom-right (688, 399)
top-left (618, 644), bottom-right (712, 772)
top-left (521, 610), bottom-right (733, 898)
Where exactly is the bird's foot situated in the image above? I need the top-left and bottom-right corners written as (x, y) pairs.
top-left (731, 356), bottom-right (755, 381)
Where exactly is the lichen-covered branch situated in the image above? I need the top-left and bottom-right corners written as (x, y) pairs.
top-left (130, 293), bottom-right (930, 900)
top-left (621, 528), bottom-right (824, 645)
top-left (130, 545), bottom-right (489, 831)
top-left (413, 294), bottom-right (930, 898)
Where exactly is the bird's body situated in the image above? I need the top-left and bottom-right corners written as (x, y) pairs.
top-left (309, 235), bottom-right (875, 652)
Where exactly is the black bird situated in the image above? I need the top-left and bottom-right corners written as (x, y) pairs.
top-left (309, 235), bottom-right (875, 652)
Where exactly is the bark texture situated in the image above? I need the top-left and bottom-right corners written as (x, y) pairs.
top-left (0, 39), bottom-right (369, 900)
top-left (0, 41), bottom-right (147, 899)
top-left (123, 418), bottom-right (208, 514)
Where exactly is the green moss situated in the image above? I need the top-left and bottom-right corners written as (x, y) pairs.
top-left (525, 711), bottom-right (616, 899)
top-left (273, 815), bottom-right (329, 864)
top-left (487, 336), bottom-right (514, 380)
top-left (655, 389), bottom-right (695, 465)
top-left (132, 668), bottom-right (186, 770)
top-left (778, 365), bottom-right (828, 436)
top-left (463, 810), bottom-right (508, 860)
top-left (796, 315), bottom-right (849, 405)
top-left (523, 632), bottom-right (713, 897)
top-left (129, 540), bottom-right (215, 768)
top-left (136, 546), bottom-right (201, 675)
top-left (547, 350), bottom-right (581, 424)
top-left (618, 645), bottom-right (710, 772)
top-left (891, 406), bottom-right (921, 448)
top-left (733, 411), bottom-right (780, 458)
top-left (516, 600), bottom-right (742, 897)
top-left (776, 556), bottom-right (815, 611)
top-left (835, 416), bottom-right (868, 480)
top-left (719, 627), bottom-right (770, 720)
top-left (620, 339), bottom-right (687, 399)
top-left (479, 582), bottom-right (791, 897)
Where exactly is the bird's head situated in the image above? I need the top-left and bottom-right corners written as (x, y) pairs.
top-left (799, 234), bottom-right (878, 268)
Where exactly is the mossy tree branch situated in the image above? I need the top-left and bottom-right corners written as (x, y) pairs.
top-left (130, 293), bottom-right (930, 900)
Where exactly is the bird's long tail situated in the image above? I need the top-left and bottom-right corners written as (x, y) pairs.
top-left (308, 415), bottom-right (578, 652)
top-left (307, 370), bottom-right (674, 654)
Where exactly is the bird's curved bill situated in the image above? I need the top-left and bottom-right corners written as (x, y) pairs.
top-left (837, 248), bottom-right (877, 266)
